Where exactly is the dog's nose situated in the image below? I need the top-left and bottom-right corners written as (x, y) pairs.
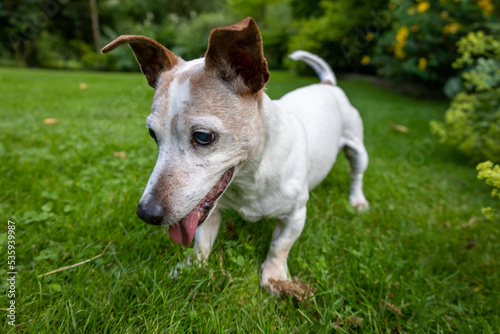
top-left (137, 200), bottom-right (164, 225)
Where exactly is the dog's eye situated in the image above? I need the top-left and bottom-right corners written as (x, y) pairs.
top-left (148, 128), bottom-right (158, 142)
top-left (193, 130), bottom-right (215, 146)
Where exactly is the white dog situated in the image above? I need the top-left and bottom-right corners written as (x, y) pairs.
top-left (102, 17), bottom-right (368, 291)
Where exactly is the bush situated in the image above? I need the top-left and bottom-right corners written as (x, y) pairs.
top-left (173, 1), bottom-right (293, 68)
top-left (35, 31), bottom-right (84, 70)
top-left (287, 0), bottom-right (389, 73)
top-left (173, 13), bottom-right (234, 60)
top-left (430, 31), bottom-right (500, 163)
top-left (477, 161), bottom-right (500, 221)
top-left (373, 0), bottom-right (498, 87)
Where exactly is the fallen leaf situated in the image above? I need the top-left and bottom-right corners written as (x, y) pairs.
top-left (43, 118), bottom-right (59, 124)
top-left (113, 152), bottom-right (127, 159)
top-left (225, 220), bottom-right (239, 239)
top-left (334, 316), bottom-right (364, 329)
top-left (456, 216), bottom-right (481, 230)
top-left (380, 299), bottom-right (403, 316)
top-left (389, 122), bottom-right (409, 133)
top-left (79, 82), bottom-right (88, 90)
top-left (465, 238), bottom-right (476, 249)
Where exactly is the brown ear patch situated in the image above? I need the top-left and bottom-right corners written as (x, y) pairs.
top-left (205, 17), bottom-right (270, 94)
top-left (102, 35), bottom-right (180, 88)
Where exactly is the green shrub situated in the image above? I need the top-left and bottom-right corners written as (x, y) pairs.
top-left (173, 13), bottom-right (234, 60)
top-left (173, 1), bottom-right (293, 68)
top-left (430, 31), bottom-right (500, 162)
top-left (477, 161), bottom-right (500, 221)
top-left (373, 0), bottom-right (498, 87)
top-left (35, 31), bottom-right (85, 70)
top-left (287, 0), bottom-right (389, 73)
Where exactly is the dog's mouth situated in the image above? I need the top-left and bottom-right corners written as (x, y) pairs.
top-left (168, 167), bottom-right (235, 246)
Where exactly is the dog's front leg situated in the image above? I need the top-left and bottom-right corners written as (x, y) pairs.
top-left (260, 206), bottom-right (306, 291)
top-left (193, 208), bottom-right (222, 263)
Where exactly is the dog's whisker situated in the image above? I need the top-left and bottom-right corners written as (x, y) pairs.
top-left (249, 158), bottom-right (263, 167)
top-left (245, 158), bottom-right (260, 172)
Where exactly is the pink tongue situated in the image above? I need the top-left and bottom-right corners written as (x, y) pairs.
top-left (168, 209), bottom-right (199, 246)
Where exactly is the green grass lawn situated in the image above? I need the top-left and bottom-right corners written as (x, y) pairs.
top-left (0, 67), bottom-right (499, 333)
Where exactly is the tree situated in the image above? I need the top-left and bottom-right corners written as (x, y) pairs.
top-left (89, 0), bottom-right (100, 53)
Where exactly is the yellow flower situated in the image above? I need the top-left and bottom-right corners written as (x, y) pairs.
top-left (394, 45), bottom-right (406, 59)
top-left (440, 10), bottom-right (449, 19)
top-left (396, 26), bottom-right (409, 42)
top-left (418, 57), bottom-right (427, 70)
top-left (394, 26), bottom-right (409, 59)
top-left (417, 2), bottom-right (430, 13)
top-left (408, 6), bottom-right (416, 15)
top-left (444, 23), bottom-right (461, 34)
top-left (366, 32), bottom-right (374, 41)
top-left (477, 0), bottom-right (495, 16)
top-left (361, 55), bottom-right (370, 66)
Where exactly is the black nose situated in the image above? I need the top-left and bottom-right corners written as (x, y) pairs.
top-left (137, 200), bottom-right (165, 225)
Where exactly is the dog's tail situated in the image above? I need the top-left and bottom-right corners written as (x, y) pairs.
top-left (288, 50), bottom-right (337, 86)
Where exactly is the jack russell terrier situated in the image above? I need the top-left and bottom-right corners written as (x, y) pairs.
top-left (102, 17), bottom-right (369, 291)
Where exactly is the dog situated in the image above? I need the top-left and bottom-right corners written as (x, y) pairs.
top-left (102, 17), bottom-right (368, 291)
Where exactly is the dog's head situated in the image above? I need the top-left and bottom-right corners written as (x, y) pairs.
top-left (102, 17), bottom-right (269, 245)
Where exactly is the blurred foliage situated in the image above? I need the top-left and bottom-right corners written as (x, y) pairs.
top-left (477, 161), bottom-right (500, 221)
top-left (172, 13), bottom-right (233, 60)
top-left (173, 0), bottom-right (293, 68)
top-left (287, 0), bottom-right (390, 74)
top-left (0, 0), bottom-right (225, 69)
top-left (2, 0), bottom-right (499, 80)
top-left (0, 0), bottom-right (294, 69)
top-left (430, 31), bottom-right (500, 163)
top-left (373, 0), bottom-right (500, 88)
top-left (1, 0), bottom-right (500, 133)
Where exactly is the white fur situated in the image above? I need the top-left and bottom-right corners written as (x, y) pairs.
top-left (217, 79), bottom-right (369, 289)
top-left (289, 50), bottom-right (337, 85)
top-left (167, 77), bottom-right (191, 117)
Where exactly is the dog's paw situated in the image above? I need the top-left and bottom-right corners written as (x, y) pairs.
top-left (350, 195), bottom-right (369, 211)
top-left (260, 259), bottom-right (289, 293)
top-left (352, 200), bottom-right (369, 211)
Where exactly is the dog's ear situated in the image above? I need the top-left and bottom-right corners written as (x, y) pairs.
top-left (101, 35), bottom-right (180, 88)
top-left (205, 17), bottom-right (270, 94)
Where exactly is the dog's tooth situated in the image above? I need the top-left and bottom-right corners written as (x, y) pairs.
top-left (198, 211), bottom-right (201, 219)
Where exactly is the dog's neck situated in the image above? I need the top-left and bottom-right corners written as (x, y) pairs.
top-left (230, 93), bottom-right (298, 187)
top-left (219, 91), bottom-right (310, 220)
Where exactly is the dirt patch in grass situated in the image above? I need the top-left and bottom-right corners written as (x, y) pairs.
top-left (268, 277), bottom-right (316, 302)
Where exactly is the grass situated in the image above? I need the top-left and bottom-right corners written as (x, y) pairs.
top-left (0, 67), bottom-right (499, 333)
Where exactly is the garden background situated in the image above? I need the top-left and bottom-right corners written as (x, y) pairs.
top-left (1, 0), bottom-right (500, 332)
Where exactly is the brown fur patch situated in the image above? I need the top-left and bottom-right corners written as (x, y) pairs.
top-left (205, 17), bottom-right (270, 94)
top-left (102, 35), bottom-right (180, 88)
